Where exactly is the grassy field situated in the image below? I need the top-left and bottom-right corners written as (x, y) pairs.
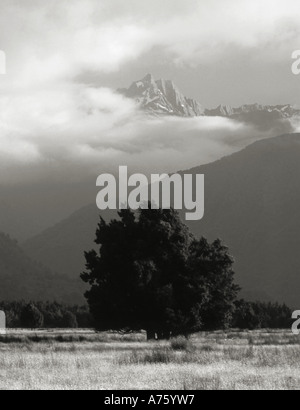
top-left (0, 329), bottom-right (300, 390)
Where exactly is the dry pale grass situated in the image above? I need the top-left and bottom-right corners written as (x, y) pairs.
top-left (0, 329), bottom-right (300, 390)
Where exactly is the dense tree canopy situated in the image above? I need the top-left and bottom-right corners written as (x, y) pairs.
top-left (81, 208), bottom-right (240, 339)
top-left (20, 303), bottom-right (44, 329)
top-left (0, 299), bottom-right (292, 330)
top-left (0, 301), bottom-right (92, 329)
top-left (233, 300), bottom-right (292, 330)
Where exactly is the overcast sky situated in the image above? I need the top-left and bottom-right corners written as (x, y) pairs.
top-left (0, 0), bottom-right (300, 184)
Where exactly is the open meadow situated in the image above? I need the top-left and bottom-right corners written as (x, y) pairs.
top-left (0, 329), bottom-right (300, 390)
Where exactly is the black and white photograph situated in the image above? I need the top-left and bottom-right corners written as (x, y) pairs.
top-left (1, 0), bottom-right (300, 392)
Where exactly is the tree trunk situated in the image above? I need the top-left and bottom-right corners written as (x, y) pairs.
top-left (146, 330), bottom-right (156, 341)
top-left (157, 331), bottom-right (164, 340)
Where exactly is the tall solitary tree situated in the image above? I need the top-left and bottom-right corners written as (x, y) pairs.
top-left (81, 208), bottom-right (239, 339)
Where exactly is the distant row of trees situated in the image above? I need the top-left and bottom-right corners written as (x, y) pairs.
top-left (0, 300), bottom-right (292, 330)
top-left (0, 301), bottom-right (93, 329)
top-left (232, 300), bottom-right (292, 330)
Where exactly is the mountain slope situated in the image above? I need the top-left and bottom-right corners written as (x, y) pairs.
top-left (23, 133), bottom-right (300, 306)
top-left (1, 77), bottom-right (297, 244)
top-left (23, 206), bottom-right (118, 280)
top-left (205, 103), bottom-right (300, 119)
top-left (0, 232), bottom-right (85, 303)
top-left (183, 133), bottom-right (300, 306)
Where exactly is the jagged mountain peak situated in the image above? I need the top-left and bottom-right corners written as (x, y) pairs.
top-left (118, 74), bottom-right (205, 117)
top-left (142, 73), bottom-right (156, 84)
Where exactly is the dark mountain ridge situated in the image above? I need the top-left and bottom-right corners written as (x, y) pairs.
top-left (22, 133), bottom-right (300, 306)
top-left (0, 232), bottom-right (85, 303)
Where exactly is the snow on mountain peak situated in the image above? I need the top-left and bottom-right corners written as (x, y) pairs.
top-left (118, 74), bottom-right (205, 117)
top-left (118, 75), bottom-right (300, 120)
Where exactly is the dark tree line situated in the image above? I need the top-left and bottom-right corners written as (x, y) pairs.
top-left (0, 300), bottom-right (292, 330)
top-left (232, 300), bottom-right (293, 330)
top-left (0, 301), bottom-right (93, 329)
